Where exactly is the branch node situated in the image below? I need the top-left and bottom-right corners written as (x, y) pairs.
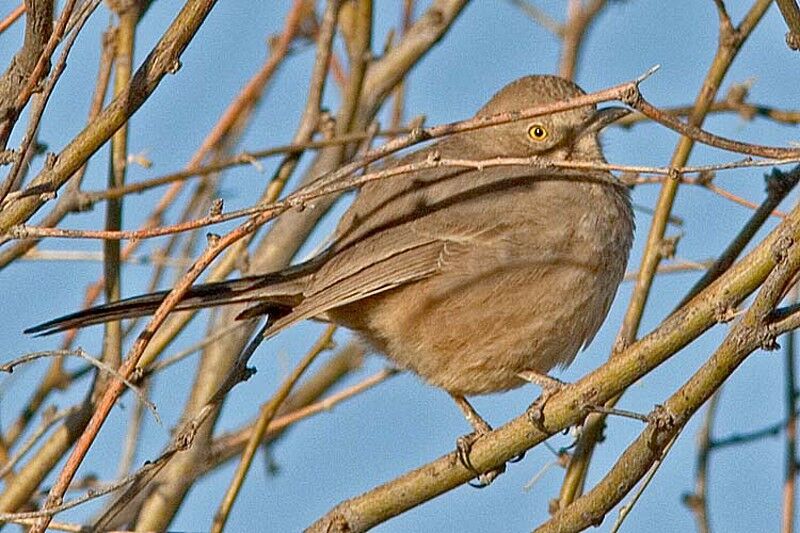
top-left (766, 166), bottom-right (800, 199)
top-left (647, 404), bottom-right (676, 430)
top-left (409, 123), bottom-right (431, 143)
top-left (619, 84), bottom-right (642, 109)
top-left (0, 149), bottom-right (19, 165)
top-left (318, 110), bottom-right (336, 137)
top-left (8, 224), bottom-right (29, 239)
top-left (682, 491), bottom-right (705, 511)
top-left (658, 234), bottom-right (680, 260)
top-left (167, 58), bottom-right (183, 74)
top-left (756, 328), bottom-right (780, 351)
top-left (724, 81), bottom-right (750, 106)
top-left (73, 192), bottom-right (96, 212)
top-left (771, 233), bottom-right (795, 262)
top-left (786, 31), bottom-right (800, 51)
top-left (713, 301), bottom-right (739, 323)
top-left (209, 198), bottom-right (224, 217)
top-left (175, 421), bottom-right (198, 451)
top-left (44, 152), bottom-right (57, 169)
top-left (696, 169), bottom-right (715, 186)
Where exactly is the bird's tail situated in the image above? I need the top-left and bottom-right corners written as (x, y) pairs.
top-left (25, 273), bottom-right (305, 337)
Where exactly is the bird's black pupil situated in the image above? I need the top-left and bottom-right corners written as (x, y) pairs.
top-left (533, 127), bottom-right (543, 137)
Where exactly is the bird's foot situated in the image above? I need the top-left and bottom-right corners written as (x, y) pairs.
top-left (456, 431), bottom-right (506, 488)
top-left (520, 370), bottom-right (567, 429)
top-left (451, 394), bottom-right (506, 487)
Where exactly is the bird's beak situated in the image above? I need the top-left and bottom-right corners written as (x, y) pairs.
top-left (581, 106), bottom-right (631, 135)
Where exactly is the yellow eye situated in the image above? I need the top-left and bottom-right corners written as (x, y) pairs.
top-left (527, 124), bottom-right (548, 141)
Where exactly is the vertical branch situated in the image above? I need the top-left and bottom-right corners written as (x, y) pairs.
top-left (107, 4), bottom-right (143, 484)
top-left (783, 288), bottom-right (798, 533)
top-left (389, 0), bottom-right (415, 130)
top-left (102, 1), bottom-right (139, 376)
top-left (558, 0), bottom-right (773, 508)
top-left (559, 0), bottom-right (607, 81)
top-left (684, 390), bottom-right (721, 533)
top-left (0, 29), bottom-right (115, 457)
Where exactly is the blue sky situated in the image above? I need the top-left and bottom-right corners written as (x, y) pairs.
top-left (2, 1), bottom-right (800, 531)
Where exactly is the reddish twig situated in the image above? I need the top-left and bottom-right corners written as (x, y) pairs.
top-left (0, 4), bottom-right (25, 34)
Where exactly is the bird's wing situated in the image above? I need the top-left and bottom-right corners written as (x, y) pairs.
top-left (250, 162), bottom-right (552, 336)
top-left (249, 215), bottom-right (478, 338)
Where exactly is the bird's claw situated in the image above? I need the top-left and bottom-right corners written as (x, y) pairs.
top-left (508, 450), bottom-right (527, 463)
top-left (456, 431), bottom-right (505, 487)
top-left (521, 371), bottom-right (566, 429)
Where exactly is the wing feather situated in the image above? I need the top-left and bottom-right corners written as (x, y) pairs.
top-left (249, 238), bottom-right (458, 337)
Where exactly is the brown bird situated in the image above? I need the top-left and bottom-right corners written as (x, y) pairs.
top-left (27, 75), bottom-right (634, 479)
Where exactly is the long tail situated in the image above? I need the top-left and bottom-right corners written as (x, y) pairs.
top-left (25, 273), bottom-right (304, 337)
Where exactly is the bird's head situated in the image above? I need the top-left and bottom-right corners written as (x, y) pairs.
top-left (467, 75), bottom-right (629, 162)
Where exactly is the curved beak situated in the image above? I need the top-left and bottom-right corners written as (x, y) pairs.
top-left (581, 106), bottom-right (631, 135)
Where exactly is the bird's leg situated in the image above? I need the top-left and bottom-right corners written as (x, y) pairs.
top-left (453, 394), bottom-right (493, 434)
top-left (451, 394), bottom-right (505, 487)
top-left (520, 370), bottom-right (567, 427)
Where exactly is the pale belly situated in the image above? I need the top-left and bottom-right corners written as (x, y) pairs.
top-left (330, 257), bottom-right (621, 395)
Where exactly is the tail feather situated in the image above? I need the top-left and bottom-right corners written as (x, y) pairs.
top-left (25, 273), bottom-right (305, 337)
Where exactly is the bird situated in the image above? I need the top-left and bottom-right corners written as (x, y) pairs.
top-left (26, 75), bottom-right (634, 480)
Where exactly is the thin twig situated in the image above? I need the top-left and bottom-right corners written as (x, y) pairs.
top-left (10, 155), bottom-right (800, 242)
top-left (508, 0), bottom-right (563, 35)
top-left (19, 248), bottom-right (191, 267)
top-left (211, 325), bottom-right (337, 532)
top-left (0, 348), bottom-right (158, 423)
top-left (610, 435), bottom-right (680, 533)
top-left (679, 165), bottom-right (800, 307)
top-left (207, 368), bottom-right (395, 470)
top-left (0, 4), bottom-right (25, 34)
top-left (0, 406), bottom-right (81, 480)
top-left (683, 390), bottom-right (722, 533)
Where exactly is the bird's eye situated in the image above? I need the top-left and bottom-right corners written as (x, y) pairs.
top-left (527, 124), bottom-right (548, 141)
